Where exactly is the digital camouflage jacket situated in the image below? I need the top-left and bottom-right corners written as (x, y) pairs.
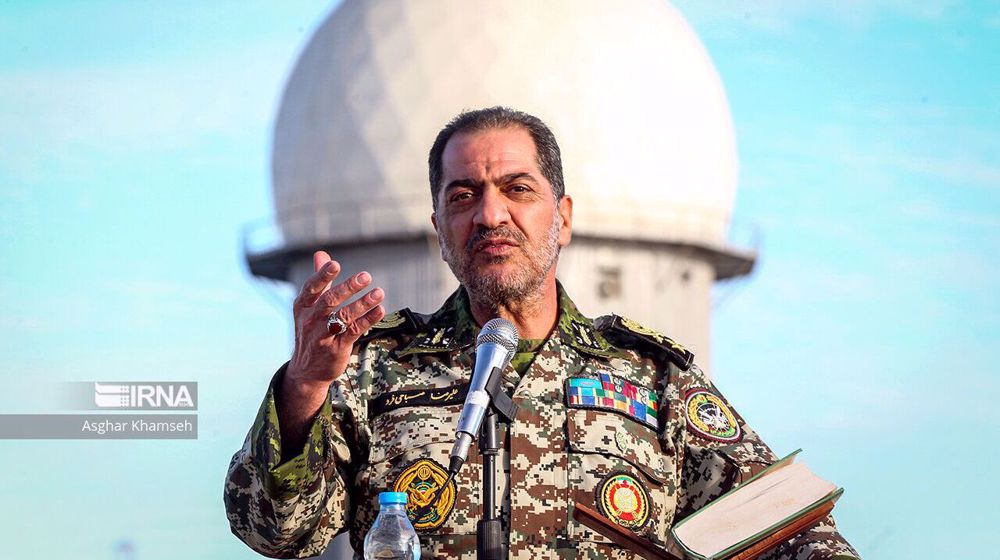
top-left (224, 284), bottom-right (860, 560)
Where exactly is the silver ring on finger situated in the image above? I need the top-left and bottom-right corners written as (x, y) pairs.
top-left (326, 312), bottom-right (348, 337)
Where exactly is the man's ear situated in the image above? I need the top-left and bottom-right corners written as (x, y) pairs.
top-left (430, 212), bottom-right (447, 260)
top-left (557, 195), bottom-right (573, 247)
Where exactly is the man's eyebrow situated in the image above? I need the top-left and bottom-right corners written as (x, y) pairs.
top-left (498, 172), bottom-right (537, 185)
top-left (443, 178), bottom-right (484, 191)
top-left (443, 172), bottom-right (537, 192)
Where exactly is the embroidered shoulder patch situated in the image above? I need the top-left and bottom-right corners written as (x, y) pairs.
top-left (569, 319), bottom-right (605, 352)
top-left (684, 388), bottom-right (742, 443)
top-left (392, 458), bottom-right (457, 531)
top-left (358, 308), bottom-right (418, 344)
top-left (373, 311), bottom-right (406, 329)
top-left (368, 384), bottom-right (469, 418)
top-left (396, 325), bottom-right (464, 356)
top-left (566, 372), bottom-right (658, 429)
top-left (594, 314), bottom-right (695, 371)
top-left (596, 471), bottom-right (651, 531)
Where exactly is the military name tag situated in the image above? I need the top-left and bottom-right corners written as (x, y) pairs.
top-left (566, 372), bottom-right (658, 429)
top-left (369, 384), bottom-right (469, 418)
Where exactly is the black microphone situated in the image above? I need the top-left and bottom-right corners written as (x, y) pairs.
top-left (447, 317), bottom-right (519, 476)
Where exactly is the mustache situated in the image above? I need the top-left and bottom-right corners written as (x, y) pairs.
top-left (466, 226), bottom-right (526, 251)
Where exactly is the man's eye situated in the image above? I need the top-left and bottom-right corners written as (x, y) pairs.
top-left (510, 184), bottom-right (530, 193)
top-left (450, 191), bottom-right (473, 203)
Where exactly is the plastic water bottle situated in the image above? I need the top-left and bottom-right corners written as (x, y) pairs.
top-left (364, 491), bottom-right (421, 560)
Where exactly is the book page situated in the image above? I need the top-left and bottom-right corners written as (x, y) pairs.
top-left (673, 462), bottom-right (837, 558)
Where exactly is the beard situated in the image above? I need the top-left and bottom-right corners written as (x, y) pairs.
top-left (439, 211), bottom-right (561, 311)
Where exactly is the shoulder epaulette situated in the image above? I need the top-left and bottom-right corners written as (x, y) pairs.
top-left (357, 308), bottom-right (421, 344)
top-left (594, 314), bottom-right (695, 371)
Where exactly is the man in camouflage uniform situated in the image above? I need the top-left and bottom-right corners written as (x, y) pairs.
top-left (225, 107), bottom-right (860, 560)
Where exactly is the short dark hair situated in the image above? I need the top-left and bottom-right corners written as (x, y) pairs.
top-left (428, 106), bottom-right (565, 209)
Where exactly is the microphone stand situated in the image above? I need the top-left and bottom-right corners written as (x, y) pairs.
top-left (477, 366), bottom-right (517, 560)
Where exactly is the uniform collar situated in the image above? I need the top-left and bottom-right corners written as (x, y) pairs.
top-left (396, 281), bottom-right (625, 360)
top-left (395, 288), bottom-right (477, 356)
top-left (554, 283), bottom-right (626, 359)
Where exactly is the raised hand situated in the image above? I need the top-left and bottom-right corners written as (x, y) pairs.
top-left (277, 250), bottom-right (385, 460)
top-left (286, 250), bottom-right (386, 386)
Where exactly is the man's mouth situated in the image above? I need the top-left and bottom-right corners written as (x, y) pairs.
top-left (473, 239), bottom-right (518, 256)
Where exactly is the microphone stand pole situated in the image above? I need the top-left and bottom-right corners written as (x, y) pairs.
top-left (477, 366), bottom-right (517, 560)
top-left (478, 410), bottom-right (502, 560)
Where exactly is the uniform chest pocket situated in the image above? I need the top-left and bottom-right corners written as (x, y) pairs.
top-left (566, 408), bottom-right (678, 549)
top-left (368, 405), bottom-right (459, 463)
top-left (358, 405), bottom-right (479, 541)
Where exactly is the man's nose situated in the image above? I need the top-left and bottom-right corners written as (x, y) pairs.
top-left (473, 188), bottom-right (511, 229)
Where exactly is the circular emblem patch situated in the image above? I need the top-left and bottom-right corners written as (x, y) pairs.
top-left (392, 458), bottom-right (457, 530)
top-left (596, 472), bottom-right (651, 531)
top-left (684, 388), bottom-right (741, 443)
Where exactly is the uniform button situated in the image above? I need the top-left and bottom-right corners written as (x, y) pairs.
top-left (615, 431), bottom-right (629, 454)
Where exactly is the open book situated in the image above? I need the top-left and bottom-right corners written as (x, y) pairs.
top-left (670, 450), bottom-right (842, 560)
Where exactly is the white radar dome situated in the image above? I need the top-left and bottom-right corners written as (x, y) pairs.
top-left (273, 0), bottom-right (738, 246)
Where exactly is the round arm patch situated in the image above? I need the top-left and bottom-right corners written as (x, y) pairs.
top-left (595, 471), bottom-right (651, 531)
top-left (684, 388), bottom-right (742, 443)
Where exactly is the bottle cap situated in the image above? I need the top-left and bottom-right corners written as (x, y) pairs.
top-left (378, 491), bottom-right (408, 505)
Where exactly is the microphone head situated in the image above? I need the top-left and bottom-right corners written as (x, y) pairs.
top-left (477, 318), bottom-right (519, 355)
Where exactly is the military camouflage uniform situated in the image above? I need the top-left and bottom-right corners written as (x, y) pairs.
top-left (225, 284), bottom-right (860, 560)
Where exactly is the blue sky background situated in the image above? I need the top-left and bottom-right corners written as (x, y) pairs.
top-left (0, 1), bottom-right (996, 558)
